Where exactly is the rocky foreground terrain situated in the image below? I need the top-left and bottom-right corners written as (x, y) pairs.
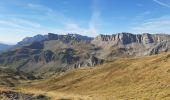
top-left (0, 91), bottom-right (48, 100)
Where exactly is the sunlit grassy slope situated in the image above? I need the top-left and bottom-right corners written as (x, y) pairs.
top-left (16, 52), bottom-right (170, 100)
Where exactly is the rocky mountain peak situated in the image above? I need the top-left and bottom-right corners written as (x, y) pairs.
top-left (93, 32), bottom-right (170, 45)
top-left (47, 33), bottom-right (92, 42)
top-left (17, 34), bottom-right (47, 46)
top-left (17, 33), bottom-right (93, 47)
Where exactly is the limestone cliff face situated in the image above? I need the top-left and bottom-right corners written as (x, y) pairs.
top-left (1, 33), bottom-right (170, 75)
top-left (47, 33), bottom-right (92, 42)
top-left (93, 33), bottom-right (170, 44)
top-left (92, 33), bottom-right (170, 56)
top-left (17, 34), bottom-right (47, 46)
top-left (17, 33), bottom-right (92, 46)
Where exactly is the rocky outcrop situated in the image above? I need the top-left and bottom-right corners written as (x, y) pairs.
top-left (93, 33), bottom-right (170, 45)
top-left (17, 33), bottom-right (92, 47)
top-left (87, 55), bottom-right (104, 66)
top-left (92, 33), bottom-right (170, 56)
top-left (48, 33), bottom-right (92, 43)
top-left (149, 40), bottom-right (170, 55)
top-left (25, 42), bottom-right (44, 49)
top-left (74, 55), bottom-right (104, 68)
top-left (0, 91), bottom-right (48, 100)
top-left (0, 43), bottom-right (103, 74)
top-left (32, 50), bottom-right (56, 63)
top-left (17, 34), bottom-right (47, 46)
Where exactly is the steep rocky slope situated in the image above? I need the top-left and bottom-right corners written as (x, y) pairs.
top-left (17, 34), bottom-right (47, 46)
top-left (0, 91), bottom-right (48, 100)
top-left (0, 33), bottom-right (102, 76)
top-left (92, 33), bottom-right (170, 58)
top-left (17, 33), bottom-right (92, 46)
top-left (1, 32), bottom-right (170, 76)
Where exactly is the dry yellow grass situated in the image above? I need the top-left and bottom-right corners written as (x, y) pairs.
top-left (2, 53), bottom-right (170, 100)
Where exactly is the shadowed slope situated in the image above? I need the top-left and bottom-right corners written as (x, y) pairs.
top-left (0, 68), bottom-right (37, 87)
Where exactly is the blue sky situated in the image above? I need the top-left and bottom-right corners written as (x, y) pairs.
top-left (0, 0), bottom-right (170, 44)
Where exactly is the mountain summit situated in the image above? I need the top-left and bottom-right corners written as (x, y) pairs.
top-left (92, 33), bottom-right (170, 56)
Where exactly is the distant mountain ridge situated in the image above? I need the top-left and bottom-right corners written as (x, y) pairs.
top-left (0, 33), bottom-right (98, 76)
top-left (1, 32), bottom-right (170, 76)
top-left (17, 33), bottom-right (93, 46)
top-left (17, 34), bottom-right (48, 46)
top-left (93, 33), bottom-right (169, 45)
top-left (0, 43), bottom-right (14, 52)
top-left (92, 33), bottom-right (170, 56)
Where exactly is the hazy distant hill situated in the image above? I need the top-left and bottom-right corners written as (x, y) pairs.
top-left (17, 34), bottom-right (48, 46)
top-left (0, 43), bottom-right (13, 52)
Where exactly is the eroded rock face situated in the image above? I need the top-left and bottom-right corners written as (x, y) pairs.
top-left (93, 33), bottom-right (170, 45)
top-left (34, 50), bottom-right (56, 63)
top-left (0, 91), bottom-right (48, 100)
top-left (88, 55), bottom-right (104, 66)
top-left (24, 42), bottom-right (44, 50)
top-left (74, 55), bottom-right (104, 68)
top-left (48, 33), bottom-right (92, 43)
top-left (17, 34), bottom-right (47, 46)
top-left (17, 33), bottom-right (92, 46)
top-left (92, 33), bottom-right (170, 56)
top-left (149, 40), bottom-right (170, 55)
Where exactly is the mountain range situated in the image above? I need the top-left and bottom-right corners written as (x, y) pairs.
top-left (0, 32), bottom-right (170, 77)
top-left (1, 32), bottom-right (170, 99)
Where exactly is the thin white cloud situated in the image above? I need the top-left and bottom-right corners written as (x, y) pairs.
top-left (130, 16), bottom-right (170, 33)
top-left (135, 11), bottom-right (151, 19)
top-left (0, 18), bottom-right (42, 29)
top-left (89, 11), bottom-right (100, 35)
top-left (27, 3), bottom-right (95, 34)
top-left (27, 3), bottom-right (71, 25)
top-left (11, 18), bottom-right (41, 28)
top-left (87, 0), bottom-right (103, 36)
top-left (0, 2), bottom-right (103, 43)
top-left (0, 20), bottom-right (22, 28)
top-left (27, 3), bottom-right (101, 36)
top-left (153, 0), bottom-right (170, 8)
top-left (130, 11), bottom-right (152, 26)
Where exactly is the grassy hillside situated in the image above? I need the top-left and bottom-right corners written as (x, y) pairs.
top-left (14, 52), bottom-right (170, 100)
